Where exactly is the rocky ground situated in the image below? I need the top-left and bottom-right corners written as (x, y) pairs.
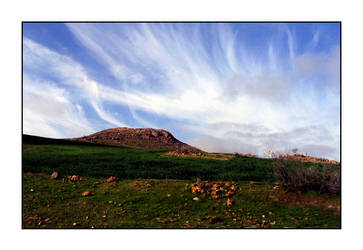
top-left (278, 154), bottom-right (340, 165)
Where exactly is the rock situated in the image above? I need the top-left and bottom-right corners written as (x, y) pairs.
top-left (193, 197), bottom-right (200, 201)
top-left (209, 216), bottom-right (220, 224)
top-left (50, 172), bottom-right (59, 179)
top-left (106, 176), bottom-right (116, 183)
top-left (82, 191), bottom-right (91, 197)
top-left (225, 190), bottom-right (234, 197)
top-left (70, 175), bottom-right (79, 181)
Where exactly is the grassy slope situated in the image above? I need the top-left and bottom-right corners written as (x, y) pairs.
top-left (22, 137), bottom-right (340, 229)
top-left (23, 174), bottom-right (340, 229)
top-left (23, 143), bottom-right (277, 182)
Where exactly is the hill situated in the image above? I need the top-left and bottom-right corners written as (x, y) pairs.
top-left (68, 127), bottom-right (203, 152)
top-left (22, 140), bottom-right (340, 229)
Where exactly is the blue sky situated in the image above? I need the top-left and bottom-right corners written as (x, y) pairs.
top-left (23, 22), bottom-right (340, 160)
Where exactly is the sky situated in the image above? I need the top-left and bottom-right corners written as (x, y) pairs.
top-left (22, 22), bottom-right (340, 160)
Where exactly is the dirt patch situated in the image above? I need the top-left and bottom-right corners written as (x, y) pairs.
top-left (165, 150), bottom-right (230, 160)
top-left (166, 149), bottom-right (205, 157)
top-left (270, 189), bottom-right (340, 214)
top-left (277, 154), bottom-right (340, 165)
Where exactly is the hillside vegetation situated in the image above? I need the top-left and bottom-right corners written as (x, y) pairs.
top-left (22, 134), bottom-right (340, 229)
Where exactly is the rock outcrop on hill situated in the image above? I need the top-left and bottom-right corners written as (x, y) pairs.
top-left (69, 127), bottom-right (203, 152)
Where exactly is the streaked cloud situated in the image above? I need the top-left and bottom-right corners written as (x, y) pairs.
top-left (23, 23), bottom-right (340, 160)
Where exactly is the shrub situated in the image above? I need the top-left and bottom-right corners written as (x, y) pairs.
top-left (273, 158), bottom-right (340, 194)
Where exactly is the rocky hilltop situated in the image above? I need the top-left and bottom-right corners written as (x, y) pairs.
top-left (69, 127), bottom-right (203, 152)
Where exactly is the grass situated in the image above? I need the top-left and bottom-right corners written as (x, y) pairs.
top-left (23, 174), bottom-right (340, 229)
top-left (23, 143), bottom-right (277, 182)
top-left (22, 135), bottom-right (340, 229)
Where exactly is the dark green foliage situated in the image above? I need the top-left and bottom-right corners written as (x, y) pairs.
top-left (273, 159), bottom-right (340, 194)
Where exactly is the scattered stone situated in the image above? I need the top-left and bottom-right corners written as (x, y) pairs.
top-left (226, 190), bottom-right (235, 197)
top-left (70, 175), bottom-right (79, 181)
top-left (82, 191), bottom-right (91, 197)
top-left (167, 148), bottom-right (205, 157)
top-left (106, 176), bottom-right (116, 183)
top-left (131, 181), bottom-right (143, 187)
top-left (278, 153), bottom-right (340, 165)
top-left (209, 216), bottom-right (219, 224)
top-left (193, 197), bottom-right (200, 201)
top-left (50, 172), bottom-right (59, 179)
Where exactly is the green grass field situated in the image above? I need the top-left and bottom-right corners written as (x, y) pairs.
top-left (22, 135), bottom-right (340, 229)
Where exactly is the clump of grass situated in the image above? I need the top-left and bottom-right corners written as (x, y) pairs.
top-left (273, 158), bottom-right (340, 194)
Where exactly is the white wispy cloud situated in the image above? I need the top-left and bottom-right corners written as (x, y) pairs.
top-left (23, 75), bottom-right (95, 138)
top-left (23, 37), bottom-right (128, 130)
top-left (23, 23), bottom-right (340, 160)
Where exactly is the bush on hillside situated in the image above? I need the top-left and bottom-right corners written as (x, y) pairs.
top-left (273, 158), bottom-right (340, 194)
